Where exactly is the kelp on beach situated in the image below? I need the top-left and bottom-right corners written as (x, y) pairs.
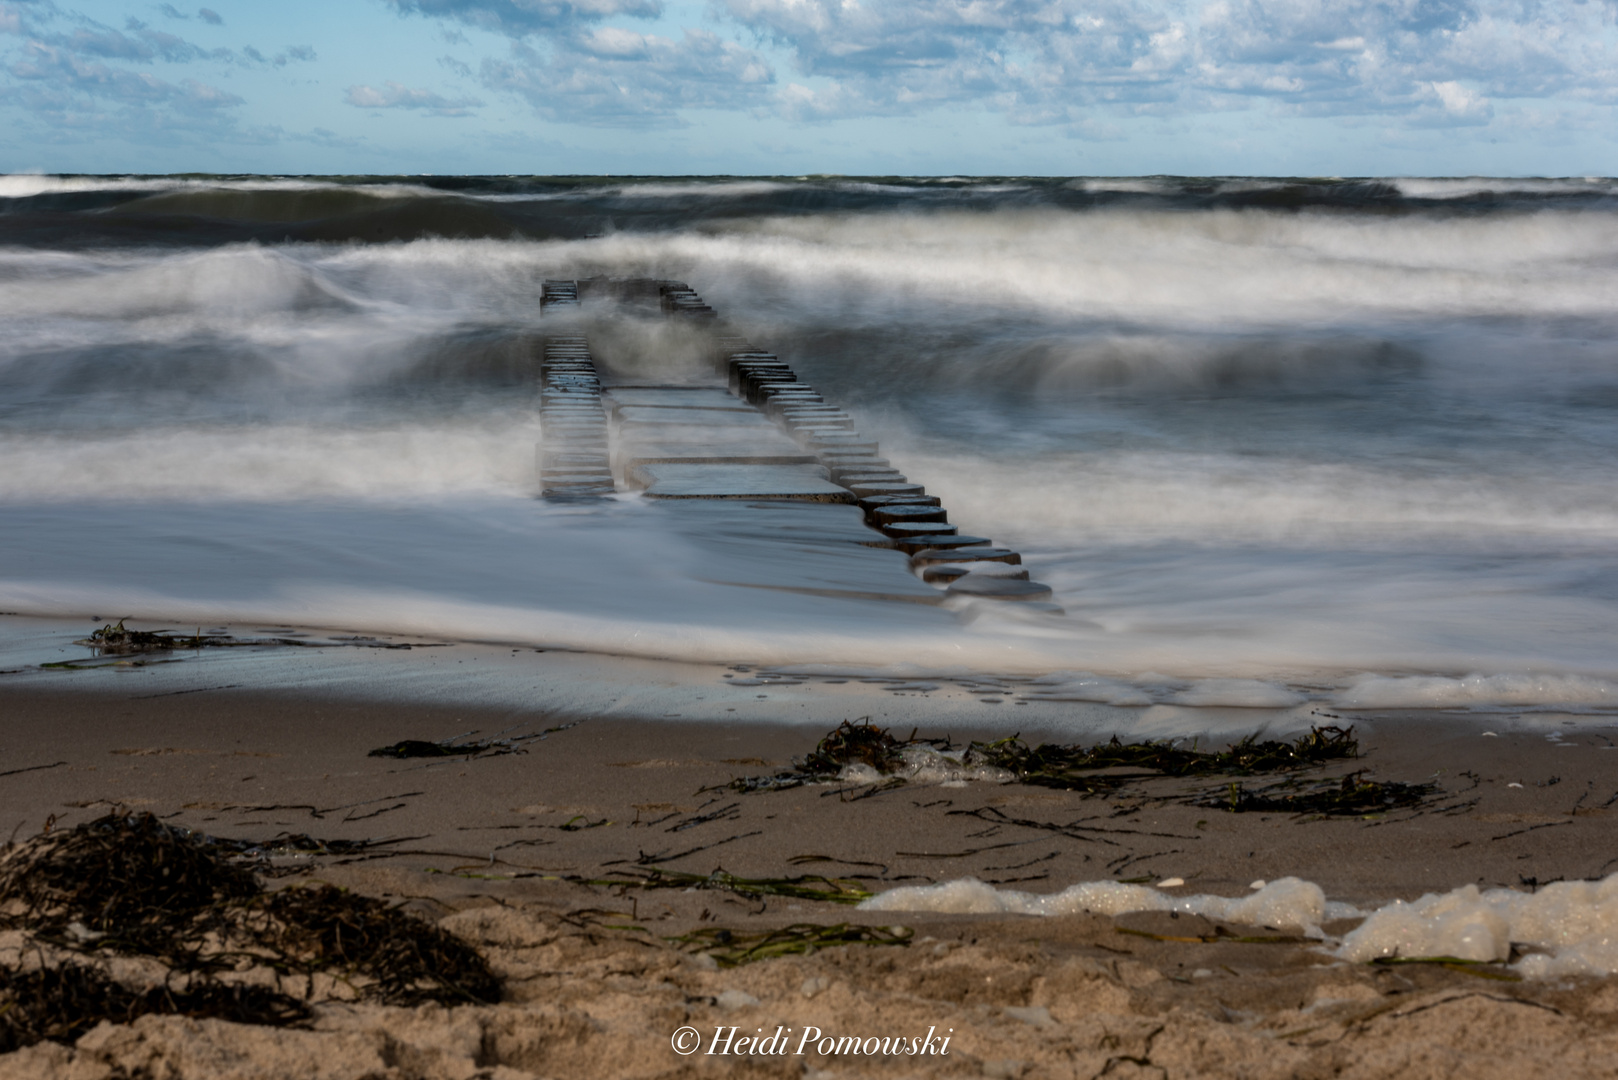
top-left (670, 923), bottom-right (913, 968)
top-left (0, 813), bottom-right (500, 1050)
top-left (33, 621), bottom-right (449, 671)
top-left (718, 720), bottom-right (1429, 816)
top-left (964, 726), bottom-right (1360, 787)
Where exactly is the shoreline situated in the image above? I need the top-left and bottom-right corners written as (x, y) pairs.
top-left (4, 664), bottom-right (1618, 1075)
top-left (0, 682), bottom-right (1613, 904)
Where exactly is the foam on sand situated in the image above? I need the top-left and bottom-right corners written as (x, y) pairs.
top-left (858, 876), bottom-right (1355, 934)
top-left (863, 874), bottom-right (1618, 978)
top-left (1341, 875), bottom-right (1618, 978)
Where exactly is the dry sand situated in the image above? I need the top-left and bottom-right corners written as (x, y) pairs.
top-left (1, 683), bottom-right (1617, 1078)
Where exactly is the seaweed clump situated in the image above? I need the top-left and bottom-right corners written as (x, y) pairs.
top-left (964, 726), bottom-right (1359, 794)
top-left (238, 885), bottom-right (500, 1005)
top-left (0, 812), bottom-right (500, 1050)
top-left (720, 719), bottom-right (946, 793)
top-left (714, 721), bottom-right (1426, 815)
top-left (1208, 770), bottom-right (1436, 816)
top-left (369, 719), bottom-right (584, 759)
top-left (0, 966), bottom-right (309, 1055)
top-left (79, 619), bottom-right (230, 654)
top-left (0, 809), bottom-right (259, 962)
top-left (802, 720), bottom-right (916, 775)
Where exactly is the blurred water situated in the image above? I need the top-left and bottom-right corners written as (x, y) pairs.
top-left (4, 174), bottom-right (1618, 710)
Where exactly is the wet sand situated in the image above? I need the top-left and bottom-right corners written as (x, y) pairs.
top-left (1, 682), bottom-right (1617, 1077)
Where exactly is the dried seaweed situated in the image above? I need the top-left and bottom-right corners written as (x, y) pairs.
top-left (0, 812), bottom-right (501, 1049)
top-left (670, 922), bottom-right (912, 967)
top-left (0, 810), bottom-right (259, 962)
top-left (234, 884), bottom-right (500, 1005)
top-left (0, 965), bottom-right (311, 1054)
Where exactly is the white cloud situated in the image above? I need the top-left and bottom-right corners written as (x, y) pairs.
top-left (710, 0), bottom-right (1618, 129)
top-left (1426, 77), bottom-right (1492, 122)
top-left (376, 0), bottom-right (1618, 132)
top-left (388, 0), bottom-right (663, 36)
top-left (479, 28), bottom-right (773, 124)
top-left (345, 81), bottom-right (483, 115)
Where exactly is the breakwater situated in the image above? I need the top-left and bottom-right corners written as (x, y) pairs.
top-left (537, 279), bottom-right (1057, 609)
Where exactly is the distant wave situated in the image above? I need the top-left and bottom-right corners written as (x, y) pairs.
top-left (4, 173), bottom-right (1618, 248)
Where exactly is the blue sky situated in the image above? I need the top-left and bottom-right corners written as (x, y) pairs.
top-left (3, 0), bottom-right (1617, 175)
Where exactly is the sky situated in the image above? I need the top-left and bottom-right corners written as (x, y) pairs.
top-left (2, 0), bottom-right (1617, 175)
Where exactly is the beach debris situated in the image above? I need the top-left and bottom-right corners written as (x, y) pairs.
top-left (963, 726), bottom-right (1359, 792)
top-left (233, 883), bottom-right (501, 1005)
top-left (714, 719), bottom-right (956, 793)
top-left (715, 722), bottom-right (1417, 815)
top-left (1207, 771), bottom-right (1436, 815)
top-left (0, 812), bottom-right (501, 1050)
top-left (596, 866), bottom-right (874, 905)
top-left (369, 719), bottom-right (584, 759)
top-left (669, 922), bottom-right (912, 967)
top-left (76, 620), bottom-right (443, 655)
top-left (0, 965), bottom-right (310, 1054)
top-left (0, 807), bottom-right (261, 961)
top-left (80, 620), bottom-right (231, 653)
top-left (804, 719), bottom-right (919, 774)
top-left (725, 722), bottom-right (1356, 795)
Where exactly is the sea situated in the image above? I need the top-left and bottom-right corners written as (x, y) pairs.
top-left (4, 173), bottom-right (1618, 716)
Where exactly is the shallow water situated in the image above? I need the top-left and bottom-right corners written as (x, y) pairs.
top-left (4, 174), bottom-right (1618, 712)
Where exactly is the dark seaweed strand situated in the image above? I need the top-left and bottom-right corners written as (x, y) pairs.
top-left (0, 813), bottom-right (503, 1049)
top-left (963, 726), bottom-right (1359, 788)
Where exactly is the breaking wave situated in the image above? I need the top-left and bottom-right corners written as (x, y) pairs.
top-left (3, 174), bottom-right (1618, 708)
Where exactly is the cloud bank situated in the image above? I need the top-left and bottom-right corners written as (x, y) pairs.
top-left (0, 0), bottom-right (1613, 166)
top-left (398, 0), bottom-right (1618, 132)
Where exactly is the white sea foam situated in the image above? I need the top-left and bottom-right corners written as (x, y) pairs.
top-left (1391, 177), bottom-right (1618, 200)
top-left (0, 175), bottom-right (443, 201)
top-left (862, 873), bottom-right (1618, 978)
top-left (1170, 679), bottom-right (1307, 709)
top-left (859, 876), bottom-right (1356, 935)
top-left (1024, 673), bottom-right (1156, 706)
top-left (575, 207), bottom-right (1618, 330)
top-left (1335, 673), bottom-right (1618, 711)
top-left (1341, 876), bottom-right (1618, 977)
top-left (0, 421), bottom-right (538, 501)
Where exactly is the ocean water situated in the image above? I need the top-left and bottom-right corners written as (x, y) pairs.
top-left (4, 173), bottom-right (1618, 713)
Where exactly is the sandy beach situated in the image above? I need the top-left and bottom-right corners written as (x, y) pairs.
top-left (3, 669), bottom-right (1617, 1079)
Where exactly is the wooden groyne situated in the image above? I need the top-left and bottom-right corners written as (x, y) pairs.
top-left (535, 335), bottom-right (613, 498)
top-left (536, 280), bottom-right (1057, 608)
